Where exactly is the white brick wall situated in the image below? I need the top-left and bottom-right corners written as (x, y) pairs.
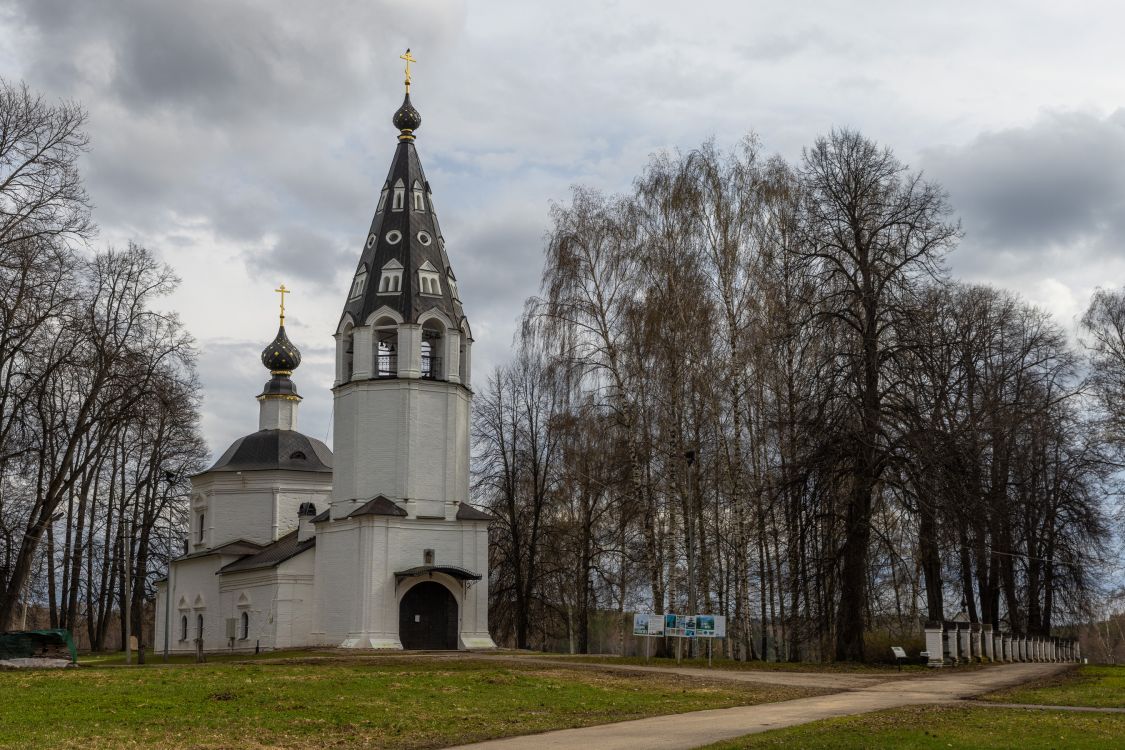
top-left (331, 379), bottom-right (470, 513)
top-left (311, 514), bottom-right (494, 649)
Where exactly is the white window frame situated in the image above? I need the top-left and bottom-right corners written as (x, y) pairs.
top-left (419, 271), bottom-right (441, 296)
top-left (391, 179), bottom-right (405, 211)
top-left (378, 260), bottom-right (403, 295)
top-left (350, 271), bottom-right (367, 299)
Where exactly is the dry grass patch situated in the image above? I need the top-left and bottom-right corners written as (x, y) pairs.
top-left (1, 656), bottom-right (825, 749)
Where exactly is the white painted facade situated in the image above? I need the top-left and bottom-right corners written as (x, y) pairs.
top-left (156, 87), bottom-right (495, 654)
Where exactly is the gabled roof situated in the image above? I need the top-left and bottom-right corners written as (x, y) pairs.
top-left (455, 503), bottom-right (493, 522)
top-left (174, 539), bottom-right (264, 562)
top-left (347, 495), bottom-right (408, 518)
top-left (217, 530), bottom-right (315, 574)
top-left (395, 564), bottom-right (481, 582)
top-left (339, 94), bottom-right (467, 331)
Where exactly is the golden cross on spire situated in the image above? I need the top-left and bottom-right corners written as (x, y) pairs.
top-left (400, 48), bottom-right (416, 92)
top-left (275, 284), bottom-right (291, 326)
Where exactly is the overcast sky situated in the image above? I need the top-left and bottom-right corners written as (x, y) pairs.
top-left (3, 0), bottom-right (1124, 460)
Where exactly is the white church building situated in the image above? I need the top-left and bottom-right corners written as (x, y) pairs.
top-left (155, 69), bottom-right (496, 652)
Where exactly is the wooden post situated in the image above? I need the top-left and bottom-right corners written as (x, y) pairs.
top-left (124, 521), bottom-right (132, 666)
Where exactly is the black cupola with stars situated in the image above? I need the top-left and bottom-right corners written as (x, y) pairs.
top-left (261, 325), bottom-right (301, 374)
top-left (392, 93), bottom-right (421, 136)
top-left (260, 287), bottom-right (302, 400)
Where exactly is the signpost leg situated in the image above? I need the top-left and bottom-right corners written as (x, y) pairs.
top-left (708, 638), bottom-right (712, 668)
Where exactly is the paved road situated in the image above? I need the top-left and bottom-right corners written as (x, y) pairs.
top-left (447, 661), bottom-right (1071, 750)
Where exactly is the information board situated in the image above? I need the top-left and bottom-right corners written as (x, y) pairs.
top-left (695, 615), bottom-right (726, 638)
top-left (632, 613), bottom-right (665, 637)
top-left (660, 613), bottom-right (726, 638)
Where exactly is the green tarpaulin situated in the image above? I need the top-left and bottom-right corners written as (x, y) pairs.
top-left (0, 629), bottom-right (77, 662)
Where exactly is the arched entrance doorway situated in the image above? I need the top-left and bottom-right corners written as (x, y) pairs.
top-left (399, 581), bottom-right (458, 650)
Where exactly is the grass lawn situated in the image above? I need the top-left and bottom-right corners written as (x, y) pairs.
top-left (981, 664), bottom-right (1125, 708)
top-left (702, 704), bottom-right (1125, 749)
top-left (0, 656), bottom-right (823, 750)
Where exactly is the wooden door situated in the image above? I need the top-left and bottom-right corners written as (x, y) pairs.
top-left (399, 581), bottom-right (458, 650)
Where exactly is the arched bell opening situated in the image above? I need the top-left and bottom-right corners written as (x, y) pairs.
top-left (420, 319), bottom-right (444, 380)
top-left (459, 321), bottom-right (472, 386)
top-left (340, 322), bottom-right (355, 383)
top-left (398, 580), bottom-right (458, 650)
top-left (371, 315), bottom-right (399, 378)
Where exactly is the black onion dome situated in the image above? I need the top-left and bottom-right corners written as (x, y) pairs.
top-left (261, 325), bottom-right (301, 373)
top-left (392, 92), bottom-right (421, 135)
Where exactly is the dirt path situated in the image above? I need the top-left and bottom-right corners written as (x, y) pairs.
top-left (446, 662), bottom-right (1071, 750)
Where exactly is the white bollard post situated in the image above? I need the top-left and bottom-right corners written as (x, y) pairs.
top-left (970, 624), bottom-right (982, 663)
top-left (958, 624), bottom-right (972, 665)
top-left (945, 623), bottom-right (958, 665)
top-left (925, 623), bottom-right (945, 668)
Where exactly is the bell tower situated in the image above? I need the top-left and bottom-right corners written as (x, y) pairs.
top-left (329, 63), bottom-right (473, 520)
top-left (312, 52), bottom-right (494, 651)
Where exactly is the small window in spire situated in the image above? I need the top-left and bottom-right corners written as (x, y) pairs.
top-left (419, 270), bottom-right (441, 296)
top-left (378, 260), bottom-right (403, 295)
top-left (350, 270), bottom-right (367, 299)
top-left (412, 181), bottom-right (426, 211)
top-left (366, 233), bottom-right (376, 249)
top-left (377, 185), bottom-right (389, 212)
top-left (391, 179), bottom-right (405, 211)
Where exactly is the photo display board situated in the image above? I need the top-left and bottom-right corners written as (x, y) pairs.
top-left (632, 613), bottom-right (726, 638)
top-left (632, 613), bottom-right (666, 637)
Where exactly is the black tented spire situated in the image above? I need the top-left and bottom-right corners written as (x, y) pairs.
top-left (338, 66), bottom-right (465, 331)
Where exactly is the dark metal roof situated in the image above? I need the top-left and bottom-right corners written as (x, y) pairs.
top-left (205, 429), bottom-right (332, 474)
top-left (394, 564), bottom-right (481, 582)
top-left (347, 495), bottom-right (408, 518)
top-left (339, 94), bottom-right (467, 332)
top-left (217, 530), bottom-right (315, 574)
top-left (174, 539), bottom-right (264, 562)
top-left (455, 503), bottom-right (493, 521)
top-left (311, 509), bottom-right (331, 523)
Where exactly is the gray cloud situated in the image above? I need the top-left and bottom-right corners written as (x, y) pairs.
top-left (250, 225), bottom-right (354, 289)
top-left (5, 0), bottom-right (1125, 455)
top-left (923, 109), bottom-right (1125, 279)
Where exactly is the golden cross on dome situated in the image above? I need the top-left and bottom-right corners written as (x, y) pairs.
top-left (400, 48), bottom-right (416, 91)
top-left (275, 284), bottom-right (291, 325)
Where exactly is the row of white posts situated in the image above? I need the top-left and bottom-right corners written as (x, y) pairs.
top-left (923, 621), bottom-right (1080, 667)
